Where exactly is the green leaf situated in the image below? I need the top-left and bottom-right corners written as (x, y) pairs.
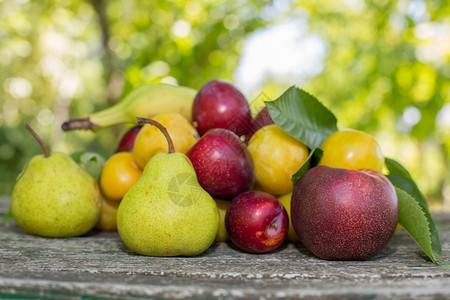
top-left (79, 152), bottom-right (106, 166)
top-left (385, 157), bottom-right (414, 181)
top-left (265, 86), bottom-right (338, 149)
top-left (386, 157), bottom-right (442, 263)
top-left (1, 207), bottom-right (13, 222)
top-left (385, 158), bottom-right (429, 207)
top-left (395, 187), bottom-right (437, 264)
top-left (291, 148), bottom-right (323, 186)
top-left (71, 152), bottom-right (105, 182)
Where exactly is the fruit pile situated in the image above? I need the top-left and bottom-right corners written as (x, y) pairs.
top-left (11, 81), bottom-right (442, 263)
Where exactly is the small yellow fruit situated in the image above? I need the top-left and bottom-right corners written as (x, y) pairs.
top-left (133, 113), bottom-right (199, 169)
top-left (95, 194), bottom-right (120, 231)
top-left (278, 192), bottom-right (301, 243)
top-left (99, 152), bottom-right (142, 201)
top-left (318, 129), bottom-right (384, 172)
top-left (247, 125), bottom-right (309, 195)
top-left (214, 199), bottom-right (230, 242)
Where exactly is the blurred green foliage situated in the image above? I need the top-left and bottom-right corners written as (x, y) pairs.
top-left (303, 0), bottom-right (450, 211)
top-left (0, 0), bottom-right (449, 210)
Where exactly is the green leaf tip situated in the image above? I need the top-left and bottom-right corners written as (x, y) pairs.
top-left (395, 187), bottom-right (439, 264)
top-left (387, 157), bottom-right (442, 264)
top-left (265, 86), bottom-right (338, 149)
top-left (1, 208), bottom-right (13, 222)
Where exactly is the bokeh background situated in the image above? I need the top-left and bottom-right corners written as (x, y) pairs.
top-left (1, 0), bottom-right (449, 211)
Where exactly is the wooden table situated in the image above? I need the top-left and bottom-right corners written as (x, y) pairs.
top-left (1, 196), bottom-right (449, 299)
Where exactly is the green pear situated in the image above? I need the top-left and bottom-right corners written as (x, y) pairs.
top-left (11, 124), bottom-right (101, 238)
top-left (117, 118), bottom-right (219, 256)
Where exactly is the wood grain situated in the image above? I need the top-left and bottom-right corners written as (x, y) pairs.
top-left (1, 196), bottom-right (449, 299)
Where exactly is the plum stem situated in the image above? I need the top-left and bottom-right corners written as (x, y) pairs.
top-left (26, 123), bottom-right (50, 158)
top-left (137, 117), bottom-right (175, 154)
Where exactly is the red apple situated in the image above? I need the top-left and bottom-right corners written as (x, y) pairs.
top-left (186, 129), bottom-right (254, 200)
top-left (116, 125), bottom-right (142, 152)
top-left (225, 191), bottom-right (288, 253)
top-left (245, 107), bottom-right (274, 144)
top-left (291, 166), bottom-right (398, 260)
top-left (192, 80), bottom-right (251, 136)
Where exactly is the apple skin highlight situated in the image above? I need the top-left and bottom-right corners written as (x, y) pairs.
top-left (291, 166), bottom-right (398, 260)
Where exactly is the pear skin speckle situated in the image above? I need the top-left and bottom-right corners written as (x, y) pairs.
top-left (117, 152), bottom-right (219, 256)
top-left (12, 152), bottom-right (101, 238)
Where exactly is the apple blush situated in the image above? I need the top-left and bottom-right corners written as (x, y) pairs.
top-left (291, 166), bottom-right (398, 260)
top-left (116, 125), bottom-right (142, 152)
top-left (186, 128), bottom-right (255, 200)
top-left (192, 80), bottom-right (251, 136)
top-left (244, 107), bottom-right (274, 144)
top-left (225, 191), bottom-right (289, 254)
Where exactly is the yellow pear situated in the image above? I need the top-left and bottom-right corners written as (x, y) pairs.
top-left (117, 118), bottom-right (219, 256)
top-left (12, 124), bottom-right (101, 238)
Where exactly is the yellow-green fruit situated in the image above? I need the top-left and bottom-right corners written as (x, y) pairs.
top-left (95, 194), bottom-right (120, 231)
top-left (247, 125), bottom-right (309, 195)
top-left (278, 192), bottom-right (301, 243)
top-left (133, 113), bottom-right (199, 169)
top-left (12, 152), bottom-right (101, 238)
top-left (99, 152), bottom-right (142, 201)
top-left (61, 83), bottom-right (197, 131)
top-left (214, 199), bottom-right (230, 242)
top-left (318, 129), bottom-right (384, 172)
top-left (117, 152), bottom-right (219, 256)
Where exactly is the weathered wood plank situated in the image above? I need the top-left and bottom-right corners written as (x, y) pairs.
top-left (1, 196), bottom-right (449, 299)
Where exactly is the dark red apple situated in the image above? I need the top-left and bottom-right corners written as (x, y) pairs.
top-left (225, 191), bottom-right (288, 253)
top-left (192, 80), bottom-right (251, 136)
top-left (116, 125), bottom-right (142, 152)
top-left (245, 107), bottom-right (274, 144)
top-left (291, 166), bottom-right (398, 260)
top-left (186, 128), bottom-right (254, 200)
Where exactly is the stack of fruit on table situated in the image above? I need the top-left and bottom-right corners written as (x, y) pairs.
top-left (11, 80), bottom-right (400, 261)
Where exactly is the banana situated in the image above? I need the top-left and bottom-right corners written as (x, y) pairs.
top-left (61, 83), bottom-right (197, 131)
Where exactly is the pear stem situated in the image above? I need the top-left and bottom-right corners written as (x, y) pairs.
top-left (26, 123), bottom-right (50, 158)
top-left (136, 117), bottom-right (175, 154)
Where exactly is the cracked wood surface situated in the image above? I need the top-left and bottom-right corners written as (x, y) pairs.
top-left (1, 196), bottom-right (449, 299)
